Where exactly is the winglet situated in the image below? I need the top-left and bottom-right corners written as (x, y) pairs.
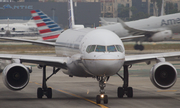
top-left (30, 10), bottom-right (63, 41)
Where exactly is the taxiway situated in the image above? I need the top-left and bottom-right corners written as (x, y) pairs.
top-left (0, 62), bottom-right (180, 108)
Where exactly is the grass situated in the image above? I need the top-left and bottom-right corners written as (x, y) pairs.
top-left (0, 44), bottom-right (55, 54)
top-left (0, 43), bottom-right (179, 54)
top-left (124, 43), bottom-right (180, 50)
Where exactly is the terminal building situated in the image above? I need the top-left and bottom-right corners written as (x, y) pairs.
top-left (0, 2), bottom-right (101, 28)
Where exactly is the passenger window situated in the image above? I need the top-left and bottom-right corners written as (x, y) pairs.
top-left (107, 45), bottom-right (117, 52)
top-left (116, 45), bottom-right (124, 53)
top-left (88, 45), bottom-right (96, 53)
top-left (95, 45), bottom-right (106, 52)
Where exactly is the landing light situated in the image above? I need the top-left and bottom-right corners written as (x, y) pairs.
top-left (101, 94), bottom-right (104, 98)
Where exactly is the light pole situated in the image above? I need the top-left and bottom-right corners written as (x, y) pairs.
top-left (51, 8), bottom-right (56, 21)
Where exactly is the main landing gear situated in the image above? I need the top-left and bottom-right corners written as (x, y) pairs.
top-left (134, 41), bottom-right (144, 51)
top-left (96, 76), bottom-right (109, 104)
top-left (116, 65), bottom-right (133, 98)
top-left (37, 66), bottom-right (60, 99)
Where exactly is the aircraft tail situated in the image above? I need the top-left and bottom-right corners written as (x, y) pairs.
top-left (30, 10), bottom-right (63, 41)
top-left (68, 0), bottom-right (84, 29)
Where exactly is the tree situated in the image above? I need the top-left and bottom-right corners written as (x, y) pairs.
top-left (117, 4), bottom-right (131, 21)
top-left (130, 12), bottom-right (150, 21)
top-left (151, 0), bottom-right (162, 16)
top-left (129, 6), bottom-right (150, 21)
top-left (13, 0), bottom-right (19, 2)
top-left (165, 2), bottom-right (178, 14)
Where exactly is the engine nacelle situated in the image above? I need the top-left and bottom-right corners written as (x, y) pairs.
top-left (150, 30), bottom-right (172, 42)
top-left (150, 62), bottom-right (177, 89)
top-left (2, 63), bottom-right (30, 91)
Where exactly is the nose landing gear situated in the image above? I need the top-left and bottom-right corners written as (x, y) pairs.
top-left (96, 76), bottom-right (109, 104)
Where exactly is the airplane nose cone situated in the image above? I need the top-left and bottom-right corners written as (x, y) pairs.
top-left (85, 54), bottom-right (124, 76)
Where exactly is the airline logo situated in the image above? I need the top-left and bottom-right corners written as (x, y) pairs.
top-left (161, 18), bottom-right (180, 26)
top-left (31, 10), bottom-right (63, 41)
top-left (0, 4), bottom-right (33, 10)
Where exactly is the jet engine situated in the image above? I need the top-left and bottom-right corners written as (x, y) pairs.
top-left (2, 63), bottom-right (30, 91)
top-left (150, 30), bottom-right (172, 42)
top-left (150, 62), bottom-right (177, 89)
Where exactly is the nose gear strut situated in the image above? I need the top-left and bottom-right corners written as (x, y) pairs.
top-left (96, 76), bottom-right (109, 104)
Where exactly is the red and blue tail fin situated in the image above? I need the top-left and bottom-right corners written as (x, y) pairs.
top-left (30, 10), bottom-right (63, 41)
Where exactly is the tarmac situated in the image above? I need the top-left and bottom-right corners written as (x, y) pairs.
top-left (0, 61), bottom-right (180, 108)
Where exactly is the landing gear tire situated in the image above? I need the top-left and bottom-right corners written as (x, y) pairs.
top-left (37, 66), bottom-right (60, 99)
top-left (134, 44), bottom-right (139, 50)
top-left (117, 87), bottom-right (124, 98)
top-left (139, 45), bottom-right (144, 51)
top-left (117, 65), bottom-right (134, 98)
top-left (47, 88), bottom-right (52, 99)
top-left (96, 95), bottom-right (101, 104)
top-left (104, 95), bottom-right (108, 104)
top-left (37, 87), bottom-right (43, 99)
top-left (126, 87), bottom-right (133, 98)
top-left (134, 44), bottom-right (144, 51)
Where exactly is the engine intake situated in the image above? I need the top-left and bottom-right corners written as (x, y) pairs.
top-left (1, 28), bottom-right (4, 31)
top-left (150, 62), bottom-right (177, 89)
top-left (12, 28), bottom-right (15, 31)
top-left (2, 63), bottom-right (30, 91)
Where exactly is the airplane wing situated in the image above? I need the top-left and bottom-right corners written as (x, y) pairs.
top-left (0, 54), bottom-right (68, 69)
top-left (0, 37), bottom-right (65, 47)
top-left (120, 35), bottom-right (144, 40)
top-left (117, 18), bottom-right (159, 36)
top-left (124, 52), bottom-right (180, 65)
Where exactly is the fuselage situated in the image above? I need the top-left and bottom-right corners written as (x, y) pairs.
top-left (0, 23), bottom-right (37, 36)
top-left (55, 29), bottom-right (125, 77)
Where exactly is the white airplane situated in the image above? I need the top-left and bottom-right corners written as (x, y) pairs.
top-left (0, 0), bottom-right (179, 104)
top-left (99, 1), bottom-right (180, 51)
top-left (0, 19), bottom-right (38, 36)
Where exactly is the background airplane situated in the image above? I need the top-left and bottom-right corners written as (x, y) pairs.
top-left (0, 0), bottom-right (179, 104)
top-left (98, 0), bottom-right (180, 51)
top-left (99, 12), bottom-right (180, 51)
top-left (0, 18), bottom-right (38, 36)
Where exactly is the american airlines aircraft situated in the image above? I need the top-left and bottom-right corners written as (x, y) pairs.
top-left (99, 11), bottom-right (180, 51)
top-left (0, 0), bottom-right (180, 104)
top-left (0, 19), bottom-right (38, 36)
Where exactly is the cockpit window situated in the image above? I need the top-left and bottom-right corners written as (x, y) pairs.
top-left (116, 45), bottom-right (124, 53)
top-left (107, 45), bottom-right (117, 52)
top-left (86, 45), bottom-right (91, 53)
top-left (86, 44), bottom-right (124, 53)
top-left (88, 45), bottom-right (96, 53)
top-left (95, 45), bottom-right (106, 52)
